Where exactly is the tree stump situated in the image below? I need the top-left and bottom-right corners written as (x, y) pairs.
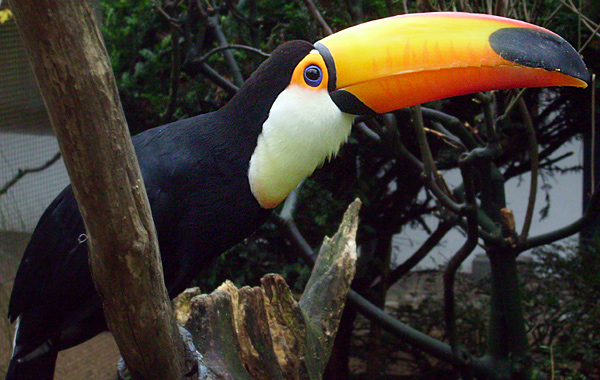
top-left (174, 200), bottom-right (360, 380)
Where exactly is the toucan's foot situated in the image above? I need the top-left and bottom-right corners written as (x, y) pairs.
top-left (116, 357), bottom-right (128, 380)
top-left (116, 325), bottom-right (206, 380)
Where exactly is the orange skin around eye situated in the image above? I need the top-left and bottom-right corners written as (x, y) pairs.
top-left (289, 52), bottom-right (330, 90)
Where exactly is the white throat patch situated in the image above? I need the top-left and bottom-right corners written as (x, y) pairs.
top-left (248, 84), bottom-right (354, 208)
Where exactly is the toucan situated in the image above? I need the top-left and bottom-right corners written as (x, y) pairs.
top-left (5, 12), bottom-right (589, 380)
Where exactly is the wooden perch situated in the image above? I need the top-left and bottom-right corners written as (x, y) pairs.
top-left (9, 1), bottom-right (186, 379)
top-left (174, 200), bottom-right (360, 380)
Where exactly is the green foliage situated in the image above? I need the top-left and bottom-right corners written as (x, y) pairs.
top-left (0, 8), bottom-right (12, 24)
top-left (100, 0), bottom-right (174, 133)
top-left (522, 240), bottom-right (600, 379)
top-left (347, 240), bottom-right (600, 379)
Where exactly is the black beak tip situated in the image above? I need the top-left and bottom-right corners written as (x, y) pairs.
top-left (490, 27), bottom-right (591, 84)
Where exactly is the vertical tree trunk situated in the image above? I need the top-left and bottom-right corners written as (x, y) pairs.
top-left (486, 248), bottom-right (532, 379)
top-left (9, 1), bottom-right (186, 379)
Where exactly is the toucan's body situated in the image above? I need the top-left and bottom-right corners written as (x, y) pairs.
top-left (6, 42), bottom-right (314, 379)
top-left (5, 13), bottom-right (589, 380)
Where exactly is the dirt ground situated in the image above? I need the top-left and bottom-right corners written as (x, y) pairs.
top-left (1, 231), bottom-right (120, 380)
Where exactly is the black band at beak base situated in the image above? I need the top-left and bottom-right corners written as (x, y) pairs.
top-left (330, 90), bottom-right (375, 115)
top-left (314, 42), bottom-right (337, 92)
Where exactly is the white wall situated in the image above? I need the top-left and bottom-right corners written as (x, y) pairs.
top-left (392, 141), bottom-right (583, 272)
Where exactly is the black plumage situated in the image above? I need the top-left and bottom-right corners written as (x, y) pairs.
top-left (6, 40), bottom-right (314, 380)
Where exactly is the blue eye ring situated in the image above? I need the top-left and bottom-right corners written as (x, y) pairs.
top-left (303, 65), bottom-right (323, 87)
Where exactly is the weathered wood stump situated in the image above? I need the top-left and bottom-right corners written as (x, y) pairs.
top-left (174, 200), bottom-right (360, 380)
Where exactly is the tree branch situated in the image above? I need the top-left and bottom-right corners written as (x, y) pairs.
top-left (194, 44), bottom-right (270, 65)
top-left (517, 97), bottom-right (538, 243)
top-left (418, 107), bottom-right (480, 149)
top-left (9, 1), bottom-right (186, 378)
top-left (199, 62), bottom-right (239, 95)
top-left (207, 13), bottom-right (244, 87)
top-left (521, 182), bottom-right (600, 251)
top-left (300, 0), bottom-right (333, 35)
top-left (387, 218), bottom-right (456, 285)
top-left (0, 152), bottom-right (61, 197)
top-left (475, 92), bottom-right (498, 141)
top-left (276, 198), bottom-right (503, 379)
top-left (443, 159), bottom-right (479, 353)
top-left (164, 23), bottom-right (182, 123)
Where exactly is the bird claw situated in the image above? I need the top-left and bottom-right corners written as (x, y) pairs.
top-left (116, 357), bottom-right (129, 380)
top-left (116, 325), bottom-right (206, 380)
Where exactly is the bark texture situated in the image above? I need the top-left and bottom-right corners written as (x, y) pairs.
top-left (175, 200), bottom-right (360, 380)
top-left (9, 1), bottom-right (186, 379)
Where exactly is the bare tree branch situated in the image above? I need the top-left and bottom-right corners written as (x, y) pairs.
top-left (387, 218), bottom-right (455, 285)
top-left (195, 44), bottom-right (270, 64)
top-left (207, 13), bottom-right (244, 87)
top-left (521, 182), bottom-right (600, 251)
top-left (10, 1), bottom-right (187, 378)
top-left (199, 62), bottom-right (239, 95)
top-left (443, 159), bottom-right (479, 354)
top-left (517, 97), bottom-right (538, 243)
top-left (300, 0), bottom-right (333, 35)
top-left (164, 24), bottom-right (182, 122)
top-left (0, 152), bottom-right (61, 197)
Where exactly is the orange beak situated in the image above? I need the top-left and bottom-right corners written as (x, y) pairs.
top-left (315, 12), bottom-right (589, 114)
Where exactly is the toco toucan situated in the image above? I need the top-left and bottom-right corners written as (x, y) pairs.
top-left (5, 12), bottom-right (589, 380)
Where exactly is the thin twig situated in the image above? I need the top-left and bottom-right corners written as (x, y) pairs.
top-left (579, 20), bottom-right (600, 53)
top-left (198, 63), bottom-right (239, 95)
top-left (411, 105), bottom-right (462, 213)
top-left (521, 181), bottom-right (600, 251)
top-left (163, 24), bottom-right (182, 122)
top-left (497, 88), bottom-right (526, 123)
top-left (558, 0), bottom-right (600, 39)
top-left (224, 0), bottom-right (255, 28)
top-left (195, 44), bottom-right (270, 65)
top-left (443, 159), bottom-right (479, 353)
top-left (517, 97), bottom-right (538, 243)
top-left (431, 122), bottom-right (465, 150)
top-left (475, 92), bottom-right (497, 141)
top-left (152, 0), bottom-right (186, 25)
top-left (387, 218), bottom-right (456, 285)
top-left (416, 107), bottom-right (479, 149)
top-left (540, 4), bottom-right (564, 28)
top-left (208, 14), bottom-right (244, 87)
top-left (300, 0), bottom-right (333, 35)
top-left (0, 152), bottom-right (62, 196)
top-left (412, 104), bottom-right (440, 178)
top-left (424, 127), bottom-right (463, 149)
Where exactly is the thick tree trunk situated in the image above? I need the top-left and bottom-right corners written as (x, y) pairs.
top-left (9, 1), bottom-right (186, 379)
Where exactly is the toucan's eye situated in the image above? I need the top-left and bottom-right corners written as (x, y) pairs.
top-left (303, 65), bottom-right (323, 87)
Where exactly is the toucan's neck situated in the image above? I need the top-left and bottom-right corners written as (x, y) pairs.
top-left (247, 84), bottom-right (354, 208)
top-left (210, 41), bottom-right (355, 209)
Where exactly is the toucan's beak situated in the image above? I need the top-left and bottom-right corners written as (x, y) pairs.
top-left (315, 12), bottom-right (590, 115)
